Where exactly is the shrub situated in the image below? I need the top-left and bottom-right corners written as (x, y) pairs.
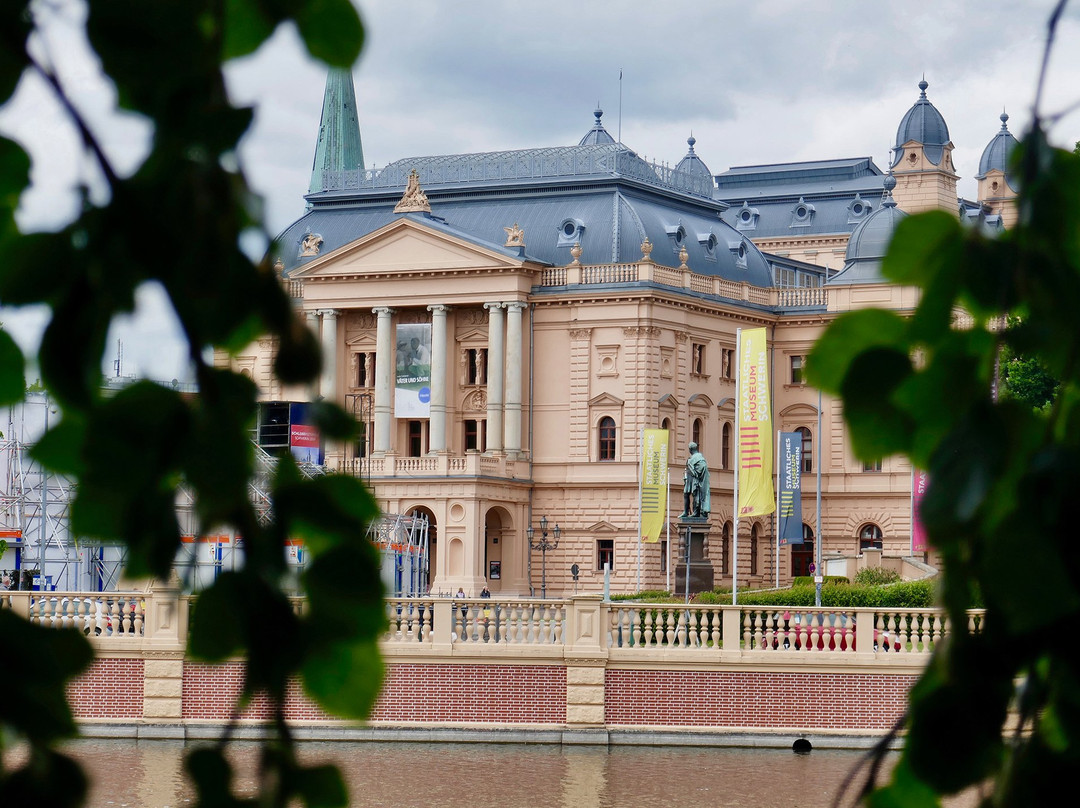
top-left (854, 567), bottom-right (902, 586)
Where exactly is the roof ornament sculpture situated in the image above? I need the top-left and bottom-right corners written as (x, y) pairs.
top-left (299, 232), bottom-right (323, 257)
top-left (569, 242), bottom-right (583, 266)
top-left (393, 169), bottom-right (431, 213)
top-left (640, 237), bottom-right (653, 262)
top-left (503, 223), bottom-right (525, 248)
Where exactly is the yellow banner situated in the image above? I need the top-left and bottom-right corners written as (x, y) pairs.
top-left (737, 328), bottom-right (775, 517)
top-left (640, 429), bottom-right (669, 542)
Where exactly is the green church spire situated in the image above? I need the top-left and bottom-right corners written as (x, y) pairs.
top-left (308, 68), bottom-right (365, 194)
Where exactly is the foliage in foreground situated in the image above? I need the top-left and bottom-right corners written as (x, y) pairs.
top-left (0, 3), bottom-right (380, 807)
top-left (808, 5), bottom-right (1080, 802)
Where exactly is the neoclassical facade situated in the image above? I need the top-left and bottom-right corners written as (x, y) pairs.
top-left (219, 74), bottom-right (1017, 597)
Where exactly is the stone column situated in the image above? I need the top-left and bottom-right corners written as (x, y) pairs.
top-left (504, 301), bottom-right (527, 457)
top-left (373, 307), bottom-right (394, 455)
top-left (484, 302), bottom-right (505, 453)
top-left (427, 304), bottom-right (450, 453)
top-left (317, 309), bottom-right (339, 400)
top-left (305, 310), bottom-right (320, 400)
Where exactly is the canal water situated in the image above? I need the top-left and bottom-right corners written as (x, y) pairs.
top-left (63, 738), bottom-right (923, 808)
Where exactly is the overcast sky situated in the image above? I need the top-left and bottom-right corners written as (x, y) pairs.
top-left (1, 0), bottom-right (1079, 382)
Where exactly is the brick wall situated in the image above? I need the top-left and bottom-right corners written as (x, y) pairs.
top-left (69, 658), bottom-right (144, 719)
top-left (606, 669), bottom-right (914, 730)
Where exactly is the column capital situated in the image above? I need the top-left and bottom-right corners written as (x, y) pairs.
top-left (504, 301), bottom-right (528, 313)
top-left (372, 306), bottom-right (394, 317)
top-left (483, 302), bottom-right (505, 312)
top-left (316, 308), bottom-right (339, 320)
top-left (427, 304), bottom-right (451, 314)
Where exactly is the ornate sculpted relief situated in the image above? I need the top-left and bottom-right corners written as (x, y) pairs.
top-left (459, 308), bottom-right (486, 326)
top-left (569, 328), bottom-right (593, 340)
top-left (623, 326), bottom-right (661, 339)
top-left (393, 169), bottom-right (431, 213)
top-left (299, 233), bottom-right (323, 257)
top-left (464, 389), bottom-right (488, 412)
top-left (503, 223), bottom-right (525, 248)
top-left (399, 309), bottom-right (431, 325)
top-left (673, 330), bottom-right (688, 343)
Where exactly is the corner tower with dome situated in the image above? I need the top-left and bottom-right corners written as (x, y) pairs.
top-left (222, 70), bottom-right (1020, 598)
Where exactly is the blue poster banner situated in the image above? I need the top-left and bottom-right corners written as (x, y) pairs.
top-left (778, 431), bottom-right (803, 546)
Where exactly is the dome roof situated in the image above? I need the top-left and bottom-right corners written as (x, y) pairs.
top-left (830, 175), bottom-right (907, 285)
top-left (892, 80), bottom-right (950, 167)
top-left (675, 135), bottom-right (715, 186)
top-left (579, 107), bottom-right (616, 145)
top-left (976, 112), bottom-right (1018, 190)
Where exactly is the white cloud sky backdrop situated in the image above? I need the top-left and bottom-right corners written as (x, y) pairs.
top-left (2, 0), bottom-right (1079, 382)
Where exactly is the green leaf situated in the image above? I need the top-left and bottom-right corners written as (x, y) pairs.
top-left (0, 3), bottom-right (32, 103)
top-left (294, 0), bottom-right (365, 67)
top-left (807, 308), bottom-right (908, 394)
top-left (29, 417), bottom-right (87, 477)
top-left (0, 611), bottom-right (93, 744)
top-left (275, 471), bottom-right (380, 557)
top-left (3, 747), bottom-right (89, 808)
top-left (864, 757), bottom-right (941, 808)
top-left (308, 400), bottom-right (358, 442)
top-left (881, 211), bottom-right (963, 286)
top-left (0, 328), bottom-right (25, 404)
top-left (303, 544), bottom-right (385, 641)
top-left (838, 346), bottom-right (915, 460)
top-left (223, 0), bottom-right (276, 60)
top-left (301, 636), bottom-right (383, 720)
top-left (0, 135), bottom-right (31, 215)
top-left (293, 764), bottom-right (348, 808)
top-left (189, 573), bottom-right (248, 661)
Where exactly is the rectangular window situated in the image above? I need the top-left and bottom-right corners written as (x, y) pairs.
top-left (775, 267), bottom-right (796, 287)
top-left (863, 459), bottom-right (882, 472)
top-left (720, 348), bottom-right (734, 379)
top-left (691, 343), bottom-right (706, 375)
top-left (355, 420), bottom-right (368, 458)
top-left (790, 355), bottom-right (805, 385)
top-left (464, 419), bottom-right (486, 452)
top-left (597, 539), bottom-right (615, 571)
top-left (408, 420), bottom-right (427, 457)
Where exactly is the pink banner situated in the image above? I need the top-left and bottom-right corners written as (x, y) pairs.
top-left (912, 470), bottom-right (930, 553)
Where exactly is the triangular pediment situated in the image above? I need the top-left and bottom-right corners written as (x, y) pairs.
top-left (584, 520), bottom-right (618, 533)
top-left (346, 332), bottom-right (376, 348)
top-left (455, 328), bottom-right (488, 344)
top-left (589, 392), bottom-right (625, 408)
top-left (658, 393), bottom-right (681, 410)
top-left (290, 217), bottom-right (529, 279)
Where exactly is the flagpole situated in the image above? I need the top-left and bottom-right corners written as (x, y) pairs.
top-left (775, 429), bottom-right (781, 589)
top-left (909, 466), bottom-right (915, 557)
top-left (815, 388), bottom-right (823, 608)
top-left (733, 328), bottom-right (741, 606)
top-left (665, 451), bottom-right (671, 593)
top-left (637, 428), bottom-right (643, 594)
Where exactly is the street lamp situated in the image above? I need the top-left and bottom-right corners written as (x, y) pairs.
top-left (526, 516), bottom-right (560, 599)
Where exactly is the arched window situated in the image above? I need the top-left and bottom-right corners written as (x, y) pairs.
top-left (750, 523), bottom-right (759, 576)
top-left (692, 417), bottom-right (703, 447)
top-left (797, 426), bottom-right (813, 473)
top-left (598, 416), bottom-right (617, 461)
top-left (859, 523), bottom-right (883, 552)
top-left (661, 417), bottom-right (673, 458)
top-left (721, 422), bottom-right (732, 469)
top-left (722, 521), bottom-right (731, 576)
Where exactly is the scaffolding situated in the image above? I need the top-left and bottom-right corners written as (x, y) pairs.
top-left (366, 512), bottom-right (430, 598)
top-left (0, 395), bottom-right (377, 595)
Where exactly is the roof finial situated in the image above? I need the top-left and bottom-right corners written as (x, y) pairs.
top-left (918, 76), bottom-right (929, 97)
top-left (1000, 109), bottom-right (1010, 129)
top-left (687, 133), bottom-right (696, 151)
top-left (882, 150), bottom-right (897, 208)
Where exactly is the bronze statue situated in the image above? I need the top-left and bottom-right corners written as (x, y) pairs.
top-left (680, 441), bottom-right (711, 518)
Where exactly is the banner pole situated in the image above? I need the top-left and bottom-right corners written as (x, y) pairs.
top-left (665, 450), bottom-right (671, 593)
top-left (910, 466), bottom-right (915, 557)
top-left (637, 429), bottom-right (643, 595)
top-left (775, 429), bottom-right (781, 589)
top-left (733, 328), bottom-right (741, 606)
top-left (815, 388), bottom-right (823, 608)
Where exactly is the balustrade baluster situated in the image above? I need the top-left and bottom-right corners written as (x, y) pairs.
top-left (668, 610), bottom-right (680, 647)
top-left (752, 610), bottom-right (765, 651)
top-left (741, 611), bottom-right (753, 649)
top-left (134, 600), bottom-right (144, 636)
top-left (630, 609), bottom-right (642, 647)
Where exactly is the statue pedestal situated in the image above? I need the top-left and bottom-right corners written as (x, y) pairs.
top-left (674, 517), bottom-right (714, 597)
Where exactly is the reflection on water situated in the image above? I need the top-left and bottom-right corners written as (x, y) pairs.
top-left (65, 738), bottom-right (896, 808)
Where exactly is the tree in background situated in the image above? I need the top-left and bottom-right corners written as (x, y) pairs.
top-left (0, 3), bottom-right (380, 807)
top-left (810, 2), bottom-right (1080, 804)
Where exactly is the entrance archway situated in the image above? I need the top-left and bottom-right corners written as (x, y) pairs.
top-left (791, 524), bottom-right (814, 578)
top-left (484, 507), bottom-right (513, 592)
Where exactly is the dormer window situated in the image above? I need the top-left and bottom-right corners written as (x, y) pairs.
top-left (557, 218), bottom-right (585, 247)
top-left (790, 198), bottom-right (816, 228)
top-left (735, 202), bottom-right (759, 232)
top-left (728, 239), bottom-right (749, 269)
top-left (665, 223), bottom-right (687, 256)
top-left (846, 195), bottom-right (872, 224)
top-left (698, 232), bottom-right (718, 261)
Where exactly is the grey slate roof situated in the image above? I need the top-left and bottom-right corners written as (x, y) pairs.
top-left (828, 177), bottom-right (906, 285)
top-left (892, 80), bottom-right (951, 167)
top-left (976, 112), bottom-right (1019, 191)
top-left (714, 157), bottom-right (886, 239)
